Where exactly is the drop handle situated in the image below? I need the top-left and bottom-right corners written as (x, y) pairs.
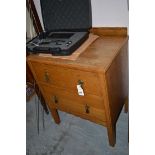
top-left (44, 71), bottom-right (49, 82)
top-left (52, 95), bottom-right (58, 104)
top-left (78, 80), bottom-right (84, 88)
top-left (85, 104), bottom-right (90, 114)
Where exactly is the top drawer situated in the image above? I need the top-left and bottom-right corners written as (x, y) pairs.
top-left (31, 62), bottom-right (101, 96)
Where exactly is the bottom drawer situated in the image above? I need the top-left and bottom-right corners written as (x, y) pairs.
top-left (52, 99), bottom-right (106, 121)
top-left (43, 86), bottom-right (106, 125)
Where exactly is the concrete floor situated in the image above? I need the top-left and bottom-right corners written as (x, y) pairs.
top-left (26, 95), bottom-right (129, 155)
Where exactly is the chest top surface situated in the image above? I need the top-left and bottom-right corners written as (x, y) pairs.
top-left (27, 36), bottom-right (128, 72)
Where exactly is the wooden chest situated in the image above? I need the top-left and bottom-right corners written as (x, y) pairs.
top-left (27, 28), bottom-right (128, 147)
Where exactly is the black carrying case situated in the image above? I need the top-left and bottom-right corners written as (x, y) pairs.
top-left (27, 0), bottom-right (92, 56)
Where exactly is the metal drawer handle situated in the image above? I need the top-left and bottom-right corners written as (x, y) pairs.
top-left (78, 80), bottom-right (84, 87)
top-left (44, 71), bottom-right (49, 82)
top-left (52, 95), bottom-right (58, 104)
top-left (85, 104), bottom-right (90, 114)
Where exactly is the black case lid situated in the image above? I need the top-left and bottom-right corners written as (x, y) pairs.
top-left (40, 0), bottom-right (92, 31)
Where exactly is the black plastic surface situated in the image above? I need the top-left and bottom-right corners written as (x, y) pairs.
top-left (40, 0), bottom-right (92, 31)
top-left (26, 32), bottom-right (89, 56)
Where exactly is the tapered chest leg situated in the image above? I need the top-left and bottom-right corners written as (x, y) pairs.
top-left (124, 97), bottom-right (128, 113)
top-left (107, 124), bottom-right (116, 147)
top-left (50, 109), bottom-right (61, 124)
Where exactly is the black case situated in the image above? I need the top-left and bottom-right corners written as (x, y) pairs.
top-left (27, 0), bottom-right (92, 56)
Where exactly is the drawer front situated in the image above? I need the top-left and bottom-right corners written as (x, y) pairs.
top-left (42, 85), bottom-right (106, 122)
top-left (42, 85), bottom-right (105, 109)
top-left (31, 62), bottom-right (101, 96)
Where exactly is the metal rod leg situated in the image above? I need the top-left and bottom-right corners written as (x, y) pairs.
top-left (37, 95), bottom-right (40, 135)
top-left (42, 105), bottom-right (45, 130)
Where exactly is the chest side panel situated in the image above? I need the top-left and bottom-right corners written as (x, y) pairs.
top-left (105, 42), bottom-right (128, 124)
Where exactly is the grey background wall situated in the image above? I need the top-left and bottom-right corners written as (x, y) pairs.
top-left (91, 0), bottom-right (129, 27)
top-left (33, 0), bottom-right (129, 29)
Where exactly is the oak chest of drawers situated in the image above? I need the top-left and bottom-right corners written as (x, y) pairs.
top-left (27, 29), bottom-right (128, 147)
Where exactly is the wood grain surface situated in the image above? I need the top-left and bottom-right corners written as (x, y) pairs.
top-left (27, 27), bottom-right (128, 147)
